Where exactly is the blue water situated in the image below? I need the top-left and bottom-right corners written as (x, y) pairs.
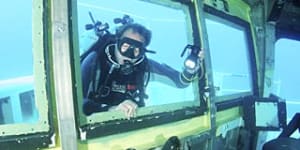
top-left (0, 1), bottom-right (33, 80)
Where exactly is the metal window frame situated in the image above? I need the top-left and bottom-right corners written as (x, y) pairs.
top-left (0, 0), bottom-right (54, 149)
top-left (71, 0), bottom-right (208, 140)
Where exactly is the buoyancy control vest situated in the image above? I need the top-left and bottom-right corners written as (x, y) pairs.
top-left (86, 34), bottom-right (149, 107)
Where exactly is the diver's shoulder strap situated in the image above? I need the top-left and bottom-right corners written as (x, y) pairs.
top-left (135, 57), bottom-right (150, 106)
top-left (87, 34), bottom-right (115, 90)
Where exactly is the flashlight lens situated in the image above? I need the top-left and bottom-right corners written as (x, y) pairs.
top-left (185, 59), bottom-right (196, 69)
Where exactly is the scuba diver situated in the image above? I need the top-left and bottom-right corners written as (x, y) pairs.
top-left (81, 18), bottom-right (204, 119)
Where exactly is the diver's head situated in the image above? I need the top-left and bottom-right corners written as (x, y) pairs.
top-left (115, 23), bottom-right (151, 65)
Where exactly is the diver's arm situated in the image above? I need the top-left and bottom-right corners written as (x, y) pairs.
top-left (81, 51), bottom-right (98, 98)
top-left (148, 59), bottom-right (203, 88)
top-left (81, 51), bottom-right (112, 115)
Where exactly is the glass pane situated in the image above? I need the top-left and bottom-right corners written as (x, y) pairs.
top-left (273, 38), bottom-right (300, 131)
top-left (78, 0), bottom-right (195, 110)
top-left (205, 17), bottom-right (252, 97)
top-left (0, 1), bottom-right (38, 124)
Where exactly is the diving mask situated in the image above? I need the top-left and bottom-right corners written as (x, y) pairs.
top-left (117, 37), bottom-right (146, 59)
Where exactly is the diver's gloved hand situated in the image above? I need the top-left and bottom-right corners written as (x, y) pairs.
top-left (109, 99), bottom-right (138, 120)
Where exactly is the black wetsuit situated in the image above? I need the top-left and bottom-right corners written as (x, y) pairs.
top-left (81, 37), bottom-right (195, 116)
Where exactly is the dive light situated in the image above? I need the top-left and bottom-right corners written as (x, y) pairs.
top-left (180, 44), bottom-right (201, 70)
